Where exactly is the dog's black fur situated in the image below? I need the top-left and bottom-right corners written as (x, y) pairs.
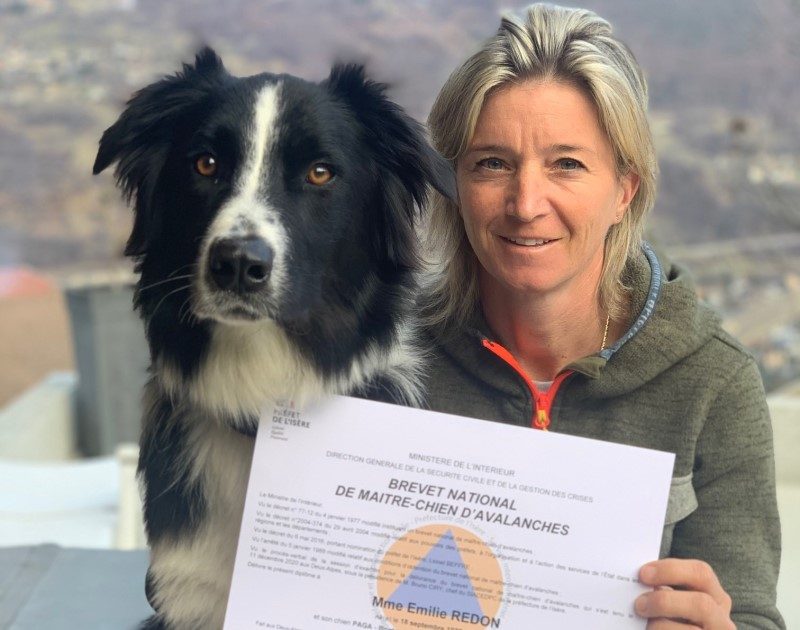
top-left (93, 48), bottom-right (454, 629)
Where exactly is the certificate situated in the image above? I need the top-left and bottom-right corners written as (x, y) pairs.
top-left (224, 395), bottom-right (674, 629)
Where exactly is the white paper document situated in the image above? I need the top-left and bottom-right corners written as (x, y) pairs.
top-left (225, 395), bottom-right (675, 630)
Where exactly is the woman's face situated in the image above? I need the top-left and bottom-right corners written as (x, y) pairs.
top-left (457, 81), bottom-right (638, 300)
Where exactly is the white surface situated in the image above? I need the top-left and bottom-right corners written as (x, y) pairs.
top-left (0, 511), bottom-right (118, 549)
top-left (0, 457), bottom-right (119, 549)
top-left (0, 373), bottom-right (146, 551)
top-left (0, 446), bottom-right (145, 551)
top-left (0, 457), bottom-right (118, 512)
top-left (777, 486), bottom-right (799, 629)
top-left (771, 395), bottom-right (800, 629)
top-left (226, 395), bottom-right (675, 630)
top-left (0, 372), bottom-right (76, 460)
top-left (771, 395), bottom-right (800, 484)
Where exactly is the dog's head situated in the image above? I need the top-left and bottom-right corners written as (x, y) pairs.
top-left (94, 48), bottom-right (454, 329)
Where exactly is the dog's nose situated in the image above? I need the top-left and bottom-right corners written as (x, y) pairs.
top-left (208, 237), bottom-right (274, 293)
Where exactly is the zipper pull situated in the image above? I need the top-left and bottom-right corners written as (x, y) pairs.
top-left (534, 404), bottom-right (550, 430)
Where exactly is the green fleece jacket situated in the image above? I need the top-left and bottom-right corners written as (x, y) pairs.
top-left (422, 244), bottom-right (784, 629)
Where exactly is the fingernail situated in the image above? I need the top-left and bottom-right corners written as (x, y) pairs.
top-left (640, 565), bottom-right (656, 583)
top-left (635, 594), bottom-right (649, 615)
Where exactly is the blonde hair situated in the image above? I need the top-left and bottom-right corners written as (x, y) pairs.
top-left (424, 3), bottom-right (657, 328)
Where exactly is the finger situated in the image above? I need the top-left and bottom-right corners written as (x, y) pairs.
top-left (640, 559), bottom-right (731, 608)
top-left (646, 618), bottom-right (702, 630)
top-left (636, 589), bottom-right (734, 629)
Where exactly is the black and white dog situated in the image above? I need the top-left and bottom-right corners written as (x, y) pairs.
top-left (93, 48), bottom-right (453, 629)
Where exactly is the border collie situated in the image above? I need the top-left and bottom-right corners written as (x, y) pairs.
top-left (93, 48), bottom-right (454, 630)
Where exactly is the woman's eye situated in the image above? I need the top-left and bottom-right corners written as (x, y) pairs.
top-left (478, 157), bottom-right (505, 171)
top-left (306, 163), bottom-right (334, 186)
top-left (194, 154), bottom-right (218, 177)
top-left (557, 158), bottom-right (583, 171)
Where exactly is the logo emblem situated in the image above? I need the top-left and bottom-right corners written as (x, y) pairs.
top-left (375, 523), bottom-right (504, 628)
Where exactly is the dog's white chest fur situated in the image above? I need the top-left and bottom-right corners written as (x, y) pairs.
top-left (161, 320), bottom-right (422, 421)
top-left (163, 321), bottom-right (322, 419)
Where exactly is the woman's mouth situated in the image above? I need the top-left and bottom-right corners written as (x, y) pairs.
top-left (501, 236), bottom-right (557, 247)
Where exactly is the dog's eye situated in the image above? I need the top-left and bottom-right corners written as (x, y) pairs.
top-left (306, 164), bottom-right (334, 186)
top-left (195, 154), bottom-right (218, 178)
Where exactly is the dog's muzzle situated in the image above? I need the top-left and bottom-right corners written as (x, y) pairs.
top-left (208, 236), bottom-right (274, 295)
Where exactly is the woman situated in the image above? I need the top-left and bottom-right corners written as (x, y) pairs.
top-left (421, 4), bottom-right (783, 629)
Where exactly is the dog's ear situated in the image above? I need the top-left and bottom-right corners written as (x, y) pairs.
top-left (325, 64), bottom-right (456, 204)
top-left (93, 47), bottom-right (228, 256)
top-left (324, 64), bottom-right (456, 273)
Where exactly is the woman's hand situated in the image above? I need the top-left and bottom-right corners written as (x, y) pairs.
top-left (635, 559), bottom-right (735, 629)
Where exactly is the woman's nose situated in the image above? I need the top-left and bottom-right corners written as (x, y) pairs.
top-left (505, 167), bottom-right (548, 221)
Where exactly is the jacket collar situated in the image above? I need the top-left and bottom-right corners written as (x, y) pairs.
top-left (436, 243), bottom-right (719, 397)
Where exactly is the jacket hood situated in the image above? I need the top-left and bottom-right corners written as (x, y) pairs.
top-left (578, 243), bottom-right (724, 398)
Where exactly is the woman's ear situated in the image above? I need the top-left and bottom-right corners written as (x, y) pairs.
top-left (616, 170), bottom-right (640, 221)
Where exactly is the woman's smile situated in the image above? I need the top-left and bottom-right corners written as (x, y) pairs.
top-left (498, 235), bottom-right (559, 247)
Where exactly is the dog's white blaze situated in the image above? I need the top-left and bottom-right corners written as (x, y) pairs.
top-left (148, 421), bottom-right (253, 630)
top-left (196, 82), bottom-right (290, 314)
top-left (239, 83), bottom-right (281, 199)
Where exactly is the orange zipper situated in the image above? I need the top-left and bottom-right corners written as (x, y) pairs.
top-left (482, 339), bottom-right (572, 430)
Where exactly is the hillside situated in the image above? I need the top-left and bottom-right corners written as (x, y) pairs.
top-left (1, 0), bottom-right (799, 266)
